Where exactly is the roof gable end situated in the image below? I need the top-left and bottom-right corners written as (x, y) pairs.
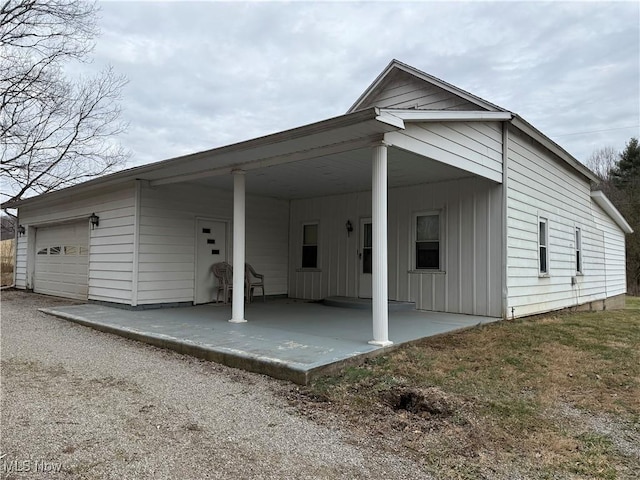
top-left (348, 59), bottom-right (505, 113)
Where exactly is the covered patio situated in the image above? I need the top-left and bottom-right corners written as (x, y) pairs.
top-left (40, 299), bottom-right (498, 384)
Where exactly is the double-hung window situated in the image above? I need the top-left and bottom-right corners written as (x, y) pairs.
top-left (302, 223), bottom-right (318, 269)
top-left (539, 217), bottom-right (549, 274)
top-left (415, 213), bottom-right (440, 270)
top-left (575, 227), bottom-right (582, 274)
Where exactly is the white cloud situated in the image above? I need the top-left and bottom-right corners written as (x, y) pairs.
top-left (85, 0), bottom-right (639, 166)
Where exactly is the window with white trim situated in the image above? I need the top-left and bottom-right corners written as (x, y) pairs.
top-left (301, 223), bottom-right (318, 269)
top-left (575, 227), bottom-right (582, 274)
top-left (415, 213), bottom-right (440, 269)
top-left (539, 218), bottom-right (549, 274)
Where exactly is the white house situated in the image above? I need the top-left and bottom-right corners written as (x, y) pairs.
top-left (6, 60), bottom-right (632, 346)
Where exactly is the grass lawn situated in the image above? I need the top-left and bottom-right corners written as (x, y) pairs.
top-left (297, 298), bottom-right (640, 479)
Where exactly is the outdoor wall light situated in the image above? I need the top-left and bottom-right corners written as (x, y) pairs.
top-left (89, 213), bottom-right (100, 229)
top-left (345, 220), bottom-right (353, 236)
top-left (18, 225), bottom-right (25, 236)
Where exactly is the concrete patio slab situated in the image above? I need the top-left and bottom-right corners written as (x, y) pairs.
top-left (40, 299), bottom-right (499, 384)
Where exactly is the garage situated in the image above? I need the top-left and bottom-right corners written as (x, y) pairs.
top-left (34, 222), bottom-right (89, 300)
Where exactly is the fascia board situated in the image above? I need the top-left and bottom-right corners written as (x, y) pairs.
top-left (4, 108), bottom-right (385, 209)
top-left (380, 109), bottom-right (513, 122)
top-left (591, 190), bottom-right (633, 234)
top-left (510, 115), bottom-right (599, 184)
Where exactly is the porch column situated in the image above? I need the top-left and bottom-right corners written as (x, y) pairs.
top-left (370, 143), bottom-right (393, 346)
top-left (230, 170), bottom-right (247, 323)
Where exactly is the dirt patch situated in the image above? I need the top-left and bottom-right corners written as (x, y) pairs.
top-left (383, 386), bottom-right (458, 417)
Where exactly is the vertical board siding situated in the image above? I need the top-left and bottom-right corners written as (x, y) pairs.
top-left (137, 183), bottom-right (289, 304)
top-left (358, 70), bottom-right (483, 111)
top-left (17, 185), bottom-right (136, 303)
top-left (506, 126), bottom-right (623, 316)
top-left (289, 177), bottom-right (503, 317)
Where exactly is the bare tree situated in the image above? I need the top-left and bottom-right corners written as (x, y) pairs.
top-left (586, 146), bottom-right (618, 182)
top-left (1, 0), bottom-right (128, 206)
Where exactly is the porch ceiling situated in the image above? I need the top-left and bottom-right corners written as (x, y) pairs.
top-left (188, 146), bottom-right (475, 199)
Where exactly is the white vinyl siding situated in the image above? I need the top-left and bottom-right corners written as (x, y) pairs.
top-left (289, 177), bottom-right (503, 317)
top-left (137, 183), bottom-right (289, 305)
top-left (506, 126), bottom-right (619, 317)
top-left (16, 184), bottom-right (136, 304)
top-left (591, 201), bottom-right (627, 297)
top-left (357, 69), bottom-right (483, 111)
top-left (385, 121), bottom-right (503, 183)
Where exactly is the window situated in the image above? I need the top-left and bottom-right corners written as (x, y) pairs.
top-left (575, 227), bottom-right (582, 274)
top-left (362, 222), bottom-right (372, 274)
top-left (539, 218), bottom-right (548, 274)
top-left (37, 247), bottom-right (48, 255)
top-left (64, 245), bottom-right (78, 255)
top-left (49, 246), bottom-right (61, 255)
top-left (415, 213), bottom-right (440, 269)
top-left (302, 223), bottom-right (318, 268)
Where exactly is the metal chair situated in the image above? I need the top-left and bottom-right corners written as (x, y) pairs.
top-left (245, 263), bottom-right (265, 303)
top-left (212, 262), bottom-right (233, 304)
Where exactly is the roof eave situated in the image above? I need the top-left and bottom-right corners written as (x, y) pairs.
top-left (591, 190), bottom-right (633, 234)
top-left (510, 115), bottom-right (599, 184)
top-left (3, 107), bottom-right (398, 210)
top-left (380, 109), bottom-right (513, 122)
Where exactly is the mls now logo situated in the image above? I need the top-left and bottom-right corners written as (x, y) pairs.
top-left (1, 453), bottom-right (63, 474)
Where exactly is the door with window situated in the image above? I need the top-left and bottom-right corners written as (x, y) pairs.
top-left (358, 218), bottom-right (372, 298)
top-left (195, 219), bottom-right (227, 304)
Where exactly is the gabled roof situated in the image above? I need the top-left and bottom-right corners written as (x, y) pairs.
top-left (348, 59), bottom-right (506, 113)
top-left (349, 59), bottom-right (599, 184)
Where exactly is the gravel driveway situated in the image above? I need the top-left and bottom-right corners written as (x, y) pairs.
top-left (1, 290), bottom-right (430, 479)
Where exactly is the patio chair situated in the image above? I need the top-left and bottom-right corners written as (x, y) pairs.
top-left (212, 262), bottom-right (233, 304)
top-left (245, 263), bottom-right (265, 303)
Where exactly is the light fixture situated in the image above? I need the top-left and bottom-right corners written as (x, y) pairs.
top-left (345, 220), bottom-right (353, 236)
top-left (89, 213), bottom-right (99, 229)
top-left (18, 224), bottom-right (25, 236)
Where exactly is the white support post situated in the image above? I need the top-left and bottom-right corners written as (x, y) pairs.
top-left (369, 143), bottom-right (392, 346)
top-left (230, 170), bottom-right (247, 323)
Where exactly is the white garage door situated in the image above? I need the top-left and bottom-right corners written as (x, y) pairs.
top-left (35, 222), bottom-right (89, 300)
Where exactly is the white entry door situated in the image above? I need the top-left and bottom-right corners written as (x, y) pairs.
top-left (358, 218), bottom-right (372, 298)
top-left (195, 219), bottom-right (227, 304)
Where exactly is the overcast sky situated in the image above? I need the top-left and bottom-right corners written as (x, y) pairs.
top-left (84, 0), bottom-right (639, 168)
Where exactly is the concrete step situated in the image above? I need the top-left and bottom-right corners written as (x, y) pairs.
top-left (322, 296), bottom-right (416, 312)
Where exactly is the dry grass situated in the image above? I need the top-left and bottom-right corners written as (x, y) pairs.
top-left (1, 239), bottom-right (15, 286)
top-left (294, 301), bottom-right (640, 479)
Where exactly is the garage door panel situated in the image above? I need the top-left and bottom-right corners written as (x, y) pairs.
top-left (35, 222), bottom-right (89, 300)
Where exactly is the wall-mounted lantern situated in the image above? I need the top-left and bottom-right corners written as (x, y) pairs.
top-left (89, 213), bottom-right (100, 229)
top-left (18, 225), bottom-right (25, 236)
top-left (345, 220), bottom-right (353, 236)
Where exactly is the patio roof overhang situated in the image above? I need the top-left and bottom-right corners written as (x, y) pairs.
top-left (152, 109), bottom-right (512, 199)
top-left (3, 107), bottom-right (403, 209)
top-left (4, 108), bottom-right (513, 209)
